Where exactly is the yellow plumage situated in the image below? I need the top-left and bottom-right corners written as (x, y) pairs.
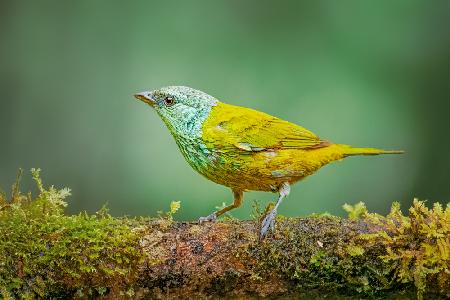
top-left (201, 102), bottom-right (401, 193)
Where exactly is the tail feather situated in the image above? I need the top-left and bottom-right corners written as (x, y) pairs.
top-left (339, 144), bottom-right (405, 157)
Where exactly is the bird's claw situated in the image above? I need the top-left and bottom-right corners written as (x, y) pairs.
top-left (260, 209), bottom-right (277, 239)
top-left (198, 213), bottom-right (217, 224)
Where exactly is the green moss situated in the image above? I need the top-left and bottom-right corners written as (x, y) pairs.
top-left (356, 200), bottom-right (450, 299)
top-left (346, 245), bottom-right (365, 257)
top-left (239, 200), bottom-right (449, 298)
top-left (0, 169), bottom-right (145, 299)
top-left (242, 216), bottom-right (379, 295)
top-left (1, 170), bottom-right (448, 299)
top-left (343, 202), bottom-right (368, 220)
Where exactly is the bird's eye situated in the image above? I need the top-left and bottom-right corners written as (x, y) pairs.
top-left (164, 96), bottom-right (175, 107)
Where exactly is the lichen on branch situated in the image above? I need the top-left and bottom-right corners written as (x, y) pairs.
top-left (0, 170), bottom-right (449, 299)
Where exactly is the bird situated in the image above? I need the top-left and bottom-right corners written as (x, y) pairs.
top-left (134, 86), bottom-right (403, 238)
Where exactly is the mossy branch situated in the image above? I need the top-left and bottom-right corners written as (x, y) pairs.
top-left (0, 170), bottom-right (449, 299)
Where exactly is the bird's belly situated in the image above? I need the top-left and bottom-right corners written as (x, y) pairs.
top-left (178, 137), bottom-right (343, 192)
top-left (197, 149), bottom-right (331, 192)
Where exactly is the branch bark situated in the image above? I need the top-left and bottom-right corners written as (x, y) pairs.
top-left (136, 214), bottom-right (448, 299)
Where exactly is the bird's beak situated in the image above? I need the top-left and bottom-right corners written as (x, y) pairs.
top-left (134, 92), bottom-right (155, 107)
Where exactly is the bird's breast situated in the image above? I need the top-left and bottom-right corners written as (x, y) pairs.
top-left (174, 136), bottom-right (217, 174)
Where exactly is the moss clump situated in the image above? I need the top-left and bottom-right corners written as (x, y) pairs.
top-left (357, 200), bottom-right (450, 299)
top-left (238, 200), bottom-right (449, 299)
top-left (342, 202), bottom-right (368, 220)
top-left (0, 169), bottom-right (145, 299)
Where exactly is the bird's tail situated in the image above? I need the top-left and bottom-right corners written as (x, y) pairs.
top-left (339, 144), bottom-right (405, 157)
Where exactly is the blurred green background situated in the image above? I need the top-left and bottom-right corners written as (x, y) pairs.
top-left (1, 0), bottom-right (449, 220)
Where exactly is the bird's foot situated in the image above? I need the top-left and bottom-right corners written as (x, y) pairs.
top-left (198, 213), bottom-right (217, 224)
top-left (260, 209), bottom-right (277, 239)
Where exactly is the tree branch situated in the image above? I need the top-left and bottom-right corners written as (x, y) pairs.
top-left (1, 171), bottom-right (448, 299)
top-left (137, 209), bottom-right (448, 299)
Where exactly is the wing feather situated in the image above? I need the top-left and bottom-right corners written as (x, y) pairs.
top-left (202, 103), bottom-right (328, 152)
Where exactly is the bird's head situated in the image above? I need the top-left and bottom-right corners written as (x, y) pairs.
top-left (134, 86), bottom-right (218, 138)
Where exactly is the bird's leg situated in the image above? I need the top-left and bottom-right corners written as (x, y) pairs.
top-left (260, 182), bottom-right (290, 239)
top-left (198, 189), bottom-right (243, 223)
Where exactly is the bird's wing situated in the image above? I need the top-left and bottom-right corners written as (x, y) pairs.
top-left (202, 103), bottom-right (329, 152)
